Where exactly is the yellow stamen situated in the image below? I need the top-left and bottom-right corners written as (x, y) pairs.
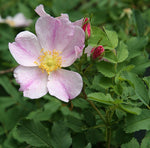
top-left (34, 49), bottom-right (62, 74)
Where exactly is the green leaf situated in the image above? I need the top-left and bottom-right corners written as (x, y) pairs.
top-left (104, 28), bottom-right (118, 49)
top-left (127, 37), bottom-right (148, 60)
top-left (121, 138), bottom-right (139, 148)
top-left (51, 122), bottom-right (72, 148)
top-left (104, 50), bottom-right (117, 63)
top-left (27, 100), bottom-right (61, 121)
top-left (14, 119), bottom-right (51, 147)
top-left (72, 98), bottom-right (89, 109)
top-left (116, 41), bottom-right (128, 63)
top-left (92, 75), bottom-right (113, 90)
top-left (0, 97), bottom-right (17, 110)
top-left (86, 129), bottom-right (102, 144)
top-left (97, 61), bottom-right (116, 78)
top-left (125, 109), bottom-right (150, 133)
top-left (0, 76), bottom-right (19, 98)
top-left (133, 10), bottom-right (145, 36)
top-left (130, 55), bottom-right (150, 74)
top-left (88, 92), bottom-right (114, 105)
top-left (88, 26), bottom-right (109, 47)
top-left (141, 131), bottom-right (150, 148)
top-left (122, 72), bottom-right (149, 105)
top-left (119, 104), bottom-right (142, 115)
top-left (72, 133), bottom-right (87, 148)
top-left (84, 110), bottom-right (96, 126)
top-left (0, 105), bottom-right (27, 132)
top-left (65, 116), bottom-right (84, 132)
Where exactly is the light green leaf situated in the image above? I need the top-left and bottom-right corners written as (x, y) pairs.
top-left (119, 104), bottom-right (142, 115)
top-left (117, 41), bottom-right (128, 63)
top-left (121, 138), bottom-right (139, 148)
top-left (122, 72), bottom-right (149, 105)
top-left (97, 61), bottom-right (116, 78)
top-left (88, 26), bottom-right (109, 47)
top-left (125, 109), bottom-right (150, 133)
top-left (104, 28), bottom-right (118, 49)
top-left (51, 122), bottom-right (72, 148)
top-left (127, 37), bottom-right (148, 59)
top-left (104, 50), bottom-right (117, 63)
top-left (141, 131), bottom-right (150, 148)
top-left (88, 92), bottom-right (114, 105)
top-left (14, 119), bottom-right (51, 147)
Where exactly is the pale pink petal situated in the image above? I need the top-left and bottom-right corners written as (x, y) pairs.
top-left (60, 13), bottom-right (69, 19)
top-left (73, 18), bottom-right (83, 27)
top-left (60, 26), bottom-right (85, 67)
top-left (85, 45), bottom-right (93, 56)
top-left (9, 31), bottom-right (42, 66)
top-left (14, 66), bottom-right (48, 99)
top-left (35, 16), bottom-right (74, 51)
top-left (13, 13), bottom-right (32, 27)
top-left (35, 4), bottom-right (50, 17)
top-left (47, 69), bottom-right (83, 102)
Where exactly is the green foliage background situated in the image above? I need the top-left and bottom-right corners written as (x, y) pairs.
top-left (1, 0), bottom-right (150, 148)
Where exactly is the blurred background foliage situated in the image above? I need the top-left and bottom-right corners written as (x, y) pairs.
top-left (1, 0), bottom-right (150, 148)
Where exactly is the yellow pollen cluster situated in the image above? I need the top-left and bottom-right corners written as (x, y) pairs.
top-left (34, 49), bottom-right (62, 74)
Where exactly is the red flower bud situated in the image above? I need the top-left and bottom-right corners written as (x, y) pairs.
top-left (82, 18), bottom-right (91, 38)
top-left (91, 45), bottom-right (104, 60)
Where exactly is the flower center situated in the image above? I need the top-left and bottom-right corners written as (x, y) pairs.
top-left (5, 20), bottom-right (15, 27)
top-left (35, 49), bottom-right (62, 74)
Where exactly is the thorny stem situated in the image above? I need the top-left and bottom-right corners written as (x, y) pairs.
top-left (0, 67), bottom-right (15, 74)
top-left (106, 126), bottom-right (111, 148)
top-left (82, 86), bottom-right (106, 124)
top-left (88, 100), bottom-right (107, 124)
top-left (82, 86), bottom-right (112, 147)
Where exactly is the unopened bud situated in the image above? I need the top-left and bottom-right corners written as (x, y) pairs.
top-left (82, 18), bottom-right (91, 38)
top-left (91, 45), bottom-right (104, 60)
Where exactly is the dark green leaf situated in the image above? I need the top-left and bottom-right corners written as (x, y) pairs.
top-left (51, 121), bottom-right (72, 148)
top-left (15, 119), bottom-right (51, 147)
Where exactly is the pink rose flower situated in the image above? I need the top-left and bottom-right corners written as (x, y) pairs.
top-left (9, 15), bottom-right (85, 102)
top-left (1, 13), bottom-right (32, 27)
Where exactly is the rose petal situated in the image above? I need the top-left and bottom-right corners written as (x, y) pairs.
top-left (47, 69), bottom-right (83, 102)
top-left (9, 31), bottom-right (42, 66)
top-left (35, 4), bottom-right (50, 17)
top-left (84, 45), bottom-right (93, 56)
top-left (73, 18), bottom-right (83, 27)
top-left (60, 26), bottom-right (85, 67)
top-left (13, 13), bottom-right (32, 27)
top-left (35, 16), bottom-right (74, 51)
top-left (14, 66), bottom-right (48, 99)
